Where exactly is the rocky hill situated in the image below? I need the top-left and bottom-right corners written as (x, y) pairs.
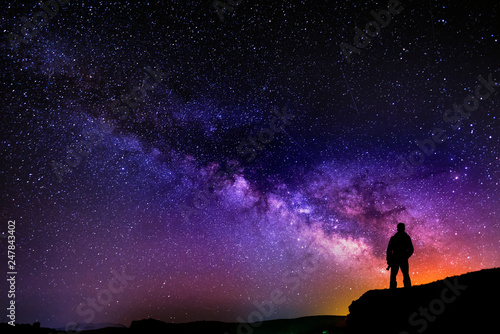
top-left (0, 315), bottom-right (346, 334)
top-left (346, 267), bottom-right (500, 334)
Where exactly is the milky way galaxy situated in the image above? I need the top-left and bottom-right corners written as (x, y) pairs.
top-left (1, 0), bottom-right (499, 329)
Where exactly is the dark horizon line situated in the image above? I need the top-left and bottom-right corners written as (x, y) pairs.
top-left (2, 314), bottom-right (348, 330)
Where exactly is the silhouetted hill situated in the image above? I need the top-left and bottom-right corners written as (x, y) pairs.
top-left (346, 267), bottom-right (500, 334)
top-left (0, 315), bottom-right (346, 334)
top-left (0, 323), bottom-right (127, 334)
top-left (52, 323), bottom-right (126, 332)
top-left (129, 315), bottom-right (346, 334)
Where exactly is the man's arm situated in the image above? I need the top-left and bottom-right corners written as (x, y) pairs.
top-left (407, 235), bottom-right (414, 258)
top-left (386, 237), bottom-right (393, 264)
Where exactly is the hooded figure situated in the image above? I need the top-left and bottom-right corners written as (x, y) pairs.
top-left (387, 223), bottom-right (414, 289)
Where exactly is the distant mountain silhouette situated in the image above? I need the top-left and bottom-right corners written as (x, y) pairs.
top-left (54, 323), bottom-right (126, 331)
top-left (347, 267), bottom-right (500, 334)
top-left (128, 316), bottom-right (346, 334)
top-left (0, 323), bottom-right (127, 334)
top-left (0, 315), bottom-right (346, 334)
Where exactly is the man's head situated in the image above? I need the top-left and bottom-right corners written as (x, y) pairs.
top-left (397, 223), bottom-right (405, 232)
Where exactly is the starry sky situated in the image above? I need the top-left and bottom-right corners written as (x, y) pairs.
top-left (1, 0), bottom-right (499, 329)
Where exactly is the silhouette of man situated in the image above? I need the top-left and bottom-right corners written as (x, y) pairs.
top-left (387, 223), bottom-right (414, 289)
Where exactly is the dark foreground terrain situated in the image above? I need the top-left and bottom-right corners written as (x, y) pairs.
top-left (2, 267), bottom-right (498, 334)
top-left (0, 315), bottom-right (346, 334)
top-left (347, 267), bottom-right (500, 334)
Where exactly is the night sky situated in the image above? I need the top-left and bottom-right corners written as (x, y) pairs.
top-left (1, 0), bottom-right (499, 329)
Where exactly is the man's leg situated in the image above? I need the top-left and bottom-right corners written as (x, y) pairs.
top-left (390, 263), bottom-right (399, 289)
top-left (401, 259), bottom-right (411, 288)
